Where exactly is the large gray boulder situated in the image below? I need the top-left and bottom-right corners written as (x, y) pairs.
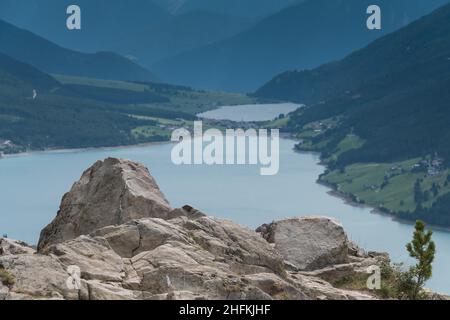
top-left (38, 158), bottom-right (171, 251)
top-left (2, 158), bottom-right (384, 300)
top-left (257, 217), bottom-right (349, 271)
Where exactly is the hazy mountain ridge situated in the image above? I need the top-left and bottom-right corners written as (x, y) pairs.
top-left (0, 0), bottom-right (255, 67)
top-left (0, 0), bottom-right (170, 53)
top-left (0, 52), bottom-right (59, 93)
top-left (153, 0), bottom-right (449, 92)
top-left (118, 10), bottom-right (254, 66)
top-left (256, 1), bottom-right (450, 103)
top-left (166, 0), bottom-right (303, 18)
top-left (0, 19), bottom-right (158, 83)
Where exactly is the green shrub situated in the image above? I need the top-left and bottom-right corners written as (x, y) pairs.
top-left (0, 267), bottom-right (15, 286)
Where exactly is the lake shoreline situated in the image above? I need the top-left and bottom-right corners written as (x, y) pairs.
top-left (5, 130), bottom-right (450, 235)
top-left (1, 102), bottom-right (301, 161)
top-left (299, 147), bottom-right (450, 234)
top-left (0, 140), bottom-right (173, 160)
top-left (324, 180), bottom-right (450, 233)
top-left (2, 129), bottom-right (450, 294)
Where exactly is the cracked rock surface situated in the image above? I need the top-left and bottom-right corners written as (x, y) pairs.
top-left (1, 158), bottom-right (387, 300)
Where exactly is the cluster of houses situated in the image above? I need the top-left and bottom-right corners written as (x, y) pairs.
top-left (363, 183), bottom-right (380, 191)
top-left (362, 154), bottom-right (445, 192)
top-left (310, 121), bottom-right (336, 134)
top-left (0, 139), bottom-right (12, 148)
top-left (155, 123), bottom-right (181, 132)
top-left (384, 154), bottom-right (445, 178)
top-left (0, 139), bottom-right (17, 158)
top-left (0, 139), bottom-right (12, 155)
top-left (411, 154), bottom-right (444, 176)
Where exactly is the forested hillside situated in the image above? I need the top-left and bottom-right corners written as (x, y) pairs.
top-left (256, 3), bottom-right (450, 226)
top-left (0, 53), bottom-right (252, 154)
top-left (258, 3), bottom-right (450, 165)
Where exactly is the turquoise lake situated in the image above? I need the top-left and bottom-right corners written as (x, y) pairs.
top-left (198, 102), bottom-right (301, 122)
top-left (0, 104), bottom-right (449, 294)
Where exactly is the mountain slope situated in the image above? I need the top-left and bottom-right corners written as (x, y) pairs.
top-left (116, 11), bottom-right (253, 66)
top-left (0, 19), bottom-right (158, 82)
top-left (0, 54), bottom-right (149, 151)
top-left (256, 4), bottom-right (450, 226)
top-left (0, 53), bottom-right (252, 153)
top-left (153, 0), bottom-right (449, 92)
top-left (0, 1), bottom-right (253, 66)
top-left (256, 2), bottom-right (450, 103)
top-left (258, 3), bottom-right (450, 163)
top-left (0, 52), bottom-right (59, 93)
top-left (0, 0), bottom-right (170, 54)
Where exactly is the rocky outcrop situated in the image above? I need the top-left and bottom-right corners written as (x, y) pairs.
top-left (37, 158), bottom-right (171, 251)
top-left (0, 238), bottom-right (34, 256)
top-left (257, 217), bottom-right (349, 271)
top-left (1, 158), bottom-right (388, 300)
